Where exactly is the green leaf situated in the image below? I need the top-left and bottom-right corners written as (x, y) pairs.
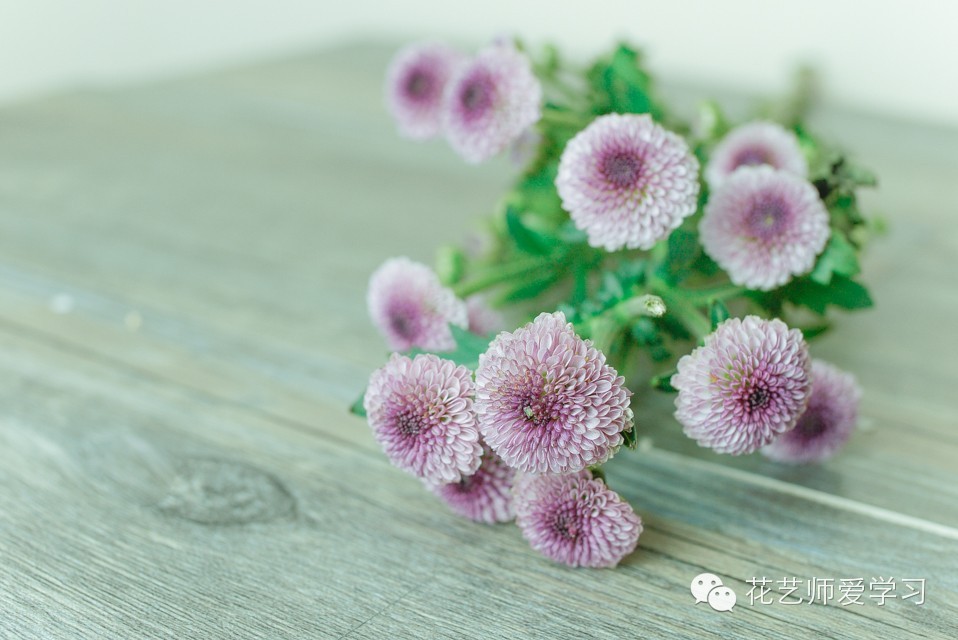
top-left (449, 325), bottom-right (493, 358)
top-left (409, 325), bottom-right (492, 370)
top-left (665, 228), bottom-right (700, 282)
top-left (651, 371), bottom-right (677, 393)
top-left (557, 221), bottom-right (588, 244)
top-left (349, 392), bottom-right (366, 417)
top-left (799, 323), bottom-right (831, 340)
top-left (826, 191), bottom-right (863, 223)
top-left (614, 258), bottom-right (647, 288)
top-left (690, 250), bottom-right (721, 277)
top-left (600, 271), bottom-right (625, 302)
top-left (621, 426), bottom-right (637, 451)
top-left (588, 465), bottom-right (609, 482)
top-left (434, 245), bottom-right (465, 285)
top-left (695, 100), bottom-right (731, 142)
top-left (709, 300), bottom-right (730, 329)
top-left (505, 207), bottom-right (555, 255)
top-left (841, 161), bottom-right (878, 188)
top-left (512, 161), bottom-right (563, 218)
top-left (588, 44), bottom-right (661, 118)
top-left (648, 344), bottom-right (672, 363)
top-left (630, 317), bottom-right (656, 343)
top-left (809, 233), bottom-right (861, 285)
top-left (498, 271), bottom-right (562, 303)
top-left (778, 274), bottom-right (874, 315)
top-left (631, 317), bottom-right (671, 362)
top-left (570, 265), bottom-right (589, 306)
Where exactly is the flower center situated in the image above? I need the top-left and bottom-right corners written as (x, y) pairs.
top-left (520, 393), bottom-right (563, 428)
top-left (389, 311), bottom-right (416, 340)
top-left (747, 388), bottom-right (770, 410)
top-left (733, 147), bottom-right (772, 168)
top-left (395, 409), bottom-right (426, 436)
top-left (551, 510), bottom-right (580, 541)
top-left (745, 195), bottom-right (790, 240)
top-left (404, 70), bottom-right (433, 100)
top-left (459, 72), bottom-right (494, 119)
top-left (600, 151), bottom-right (644, 189)
top-left (455, 475), bottom-right (476, 491)
top-left (794, 411), bottom-right (827, 440)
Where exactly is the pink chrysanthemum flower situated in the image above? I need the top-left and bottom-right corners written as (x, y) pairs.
top-left (466, 295), bottom-right (506, 336)
top-left (364, 353), bottom-right (482, 484)
top-left (705, 121), bottom-right (808, 188)
top-left (442, 44), bottom-right (542, 164)
top-left (428, 442), bottom-right (515, 523)
top-left (761, 360), bottom-right (861, 464)
top-left (513, 470), bottom-right (642, 568)
top-left (367, 257), bottom-right (468, 352)
top-left (671, 316), bottom-right (812, 455)
top-left (475, 312), bottom-right (633, 474)
top-left (555, 113), bottom-right (700, 251)
top-left (385, 42), bottom-right (464, 140)
top-left (699, 166), bottom-right (830, 291)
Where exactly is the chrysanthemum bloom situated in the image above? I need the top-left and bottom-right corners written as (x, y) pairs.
top-left (671, 316), bottom-right (812, 455)
top-left (442, 44), bottom-right (542, 163)
top-left (705, 121), bottom-right (808, 188)
top-left (367, 257), bottom-right (468, 352)
top-left (699, 166), bottom-right (830, 290)
top-left (761, 360), bottom-right (861, 463)
top-left (364, 353), bottom-right (482, 484)
top-left (475, 312), bottom-right (633, 474)
top-left (513, 470), bottom-right (642, 568)
top-left (385, 42), bottom-right (464, 139)
top-left (466, 295), bottom-right (506, 336)
top-left (428, 443), bottom-right (515, 523)
top-left (555, 113), bottom-right (700, 251)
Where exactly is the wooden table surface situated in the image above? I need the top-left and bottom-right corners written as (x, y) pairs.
top-left (1, 43), bottom-right (956, 639)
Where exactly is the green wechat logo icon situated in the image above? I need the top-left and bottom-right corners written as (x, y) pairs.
top-left (691, 573), bottom-right (737, 612)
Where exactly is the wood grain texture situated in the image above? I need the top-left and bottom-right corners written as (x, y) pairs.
top-left (0, 43), bottom-right (956, 639)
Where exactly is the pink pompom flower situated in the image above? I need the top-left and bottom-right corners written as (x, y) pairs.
top-left (699, 165), bottom-right (830, 291)
top-left (475, 312), bottom-right (633, 474)
top-left (762, 360), bottom-right (861, 464)
top-left (367, 257), bottom-right (468, 352)
top-left (513, 470), bottom-right (642, 568)
top-left (428, 442), bottom-right (515, 523)
top-left (555, 113), bottom-right (700, 251)
top-left (385, 42), bottom-right (464, 139)
top-left (364, 353), bottom-right (482, 484)
top-left (671, 316), bottom-right (812, 455)
top-left (442, 43), bottom-right (542, 164)
top-left (705, 121), bottom-right (808, 188)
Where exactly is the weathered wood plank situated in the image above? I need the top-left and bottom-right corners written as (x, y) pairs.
top-left (0, 42), bottom-right (956, 638)
top-left (0, 317), bottom-right (954, 639)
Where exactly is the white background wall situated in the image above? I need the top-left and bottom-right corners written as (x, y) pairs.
top-left (1, 0), bottom-right (956, 126)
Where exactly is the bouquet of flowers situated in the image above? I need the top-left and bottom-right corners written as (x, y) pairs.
top-left (350, 38), bottom-right (879, 568)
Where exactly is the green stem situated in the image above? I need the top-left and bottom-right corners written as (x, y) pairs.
top-left (453, 257), bottom-right (554, 298)
top-left (662, 292), bottom-right (712, 343)
top-left (592, 294), bottom-right (666, 327)
top-left (539, 108), bottom-right (592, 130)
top-left (543, 76), bottom-right (588, 109)
top-left (650, 276), bottom-right (712, 342)
top-left (680, 283), bottom-right (745, 305)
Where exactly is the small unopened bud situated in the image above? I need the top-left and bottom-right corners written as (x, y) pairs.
top-left (621, 294), bottom-right (666, 318)
top-left (434, 245), bottom-right (465, 285)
